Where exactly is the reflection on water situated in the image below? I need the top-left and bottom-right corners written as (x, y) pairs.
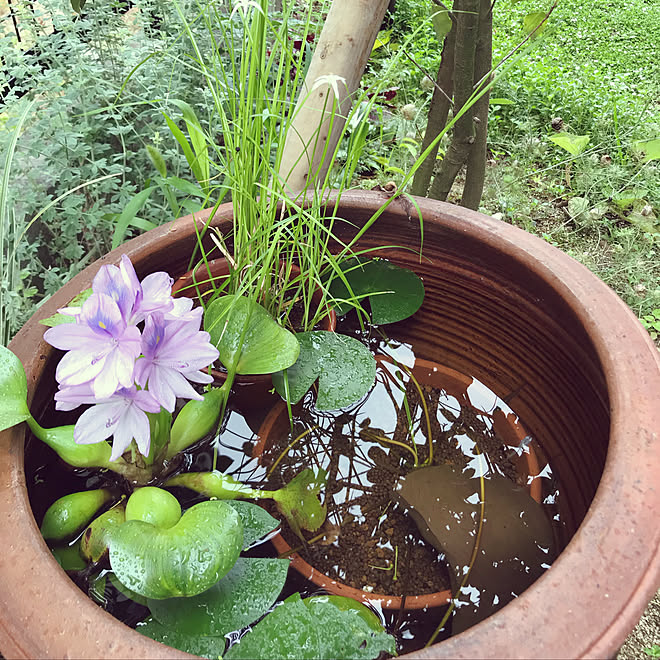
top-left (235, 339), bottom-right (564, 652)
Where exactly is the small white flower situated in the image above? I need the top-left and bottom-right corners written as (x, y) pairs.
top-left (311, 74), bottom-right (348, 100)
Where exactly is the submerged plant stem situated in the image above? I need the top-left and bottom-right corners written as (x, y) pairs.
top-left (360, 429), bottom-right (419, 467)
top-left (403, 365), bottom-right (434, 466)
top-left (267, 426), bottom-right (318, 478)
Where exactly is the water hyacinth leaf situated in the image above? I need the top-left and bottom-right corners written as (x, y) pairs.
top-left (328, 258), bottom-right (424, 324)
top-left (0, 346), bottom-right (31, 433)
top-left (309, 595), bottom-right (384, 633)
top-left (108, 500), bottom-right (243, 599)
top-left (137, 618), bottom-right (226, 660)
top-left (167, 386), bottom-right (226, 458)
top-left (272, 332), bottom-right (376, 410)
top-left (108, 572), bottom-right (148, 607)
top-left (148, 557), bottom-right (289, 636)
top-left (225, 500), bottom-right (280, 549)
top-left (548, 133), bottom-right (590, 157)
top-left (224, 593), bottom-right (318, 660)
top-left (40, 489), bottom-right (113, 542)
top-left (51, 543), bottom-right (87, 572)
top-left (273, 468), bottom-right (327, 537)
top-left (224, 592), bottom-right (395, 660)
top-left (205, 295), bottom-right (300, 375)
top-left (303, 595), bottom-right (396, 658)
top-left (81, 504), bottom-right (126, 563)
top-left (28, 422), bottom-right (115, 469)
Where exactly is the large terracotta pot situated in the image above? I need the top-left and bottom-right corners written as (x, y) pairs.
top-left (1, 190), bottom-right (659, 659)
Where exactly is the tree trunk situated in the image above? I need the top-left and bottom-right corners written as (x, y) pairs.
top-left (428, 0), bottom-right (480, 201)
top-left (460, 0), bottom-right (492, 210)
top-left (278, 0), bottom-right (390, 196)
top-left (410, 8), bottom-right (456, 197)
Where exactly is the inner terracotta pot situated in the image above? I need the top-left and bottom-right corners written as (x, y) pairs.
top-left (254, 355), bottom-right (545, 612)
top-left (1, 191), bottom-right (659, 659)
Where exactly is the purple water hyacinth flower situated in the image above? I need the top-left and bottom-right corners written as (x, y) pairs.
top-left (54, 383), bottom-right (98, 411)
top-left (136, 271), bottom-right (175, 323)
top-left (44, 293), bottom-right (142, 399)
top-left (134, 311), bottom-right (219, 412)
top-left (73, 386), bottom-right (162, 462)
top-left (93, 255), bottom-right (142, 322)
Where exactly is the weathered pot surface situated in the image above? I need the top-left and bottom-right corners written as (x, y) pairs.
top-left (1, 190), bottom-right (659, 659)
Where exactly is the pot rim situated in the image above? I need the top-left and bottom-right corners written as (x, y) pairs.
top-left (1, 190), bottom-right (658, 659)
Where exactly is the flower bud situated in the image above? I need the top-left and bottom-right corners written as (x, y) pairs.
top-left (167, 386), bottom-right (226, 458)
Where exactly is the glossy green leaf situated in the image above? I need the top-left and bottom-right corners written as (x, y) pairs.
top-left (273, 468), bottom-right (327, 537)
top-left (51, 543), bottom-right (87, 571)
top-left (205, 295), bottom-right (300, 375)
top-left (307, 595), bottom-right (384, 633)
top-left (272, 332), bottom-right (376, 410)
top-left (167, 387), bottom-right (226, 458)
top-left (108, 500), bottom-right (243, 599)
top-left (137, 618), bottom-right (226, 659)
top-left (148, 557), bottom-right (289, 636)
top-left (224, 593), bottom-right (316, 660)
top-left (41, 489), bottom-right (113, 542)
top-left (81, 504), bottom-right (126, 563)
top-left (0, 345), bottom-right (30, 433)
top-left (108, 572), bottom-right (148, 607)
top-left (225, 500), bottom-right (280, 549)
top-left (224, 592), bottom-right (395, 660)
top-left (548, 133), bottom-right (590, 156)
top-left (328, 258), bottom-right (424, 324)
top-left (28, 421), bottom-right (116, 469)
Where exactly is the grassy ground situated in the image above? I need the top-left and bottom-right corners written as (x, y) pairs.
top-left (378, 0), bottom-right (660, 322)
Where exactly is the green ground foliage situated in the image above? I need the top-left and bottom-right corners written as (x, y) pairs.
top-left (1, 0), bottom-right (659, 336)
top-left (372, 0), bottom-right (660, 319)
